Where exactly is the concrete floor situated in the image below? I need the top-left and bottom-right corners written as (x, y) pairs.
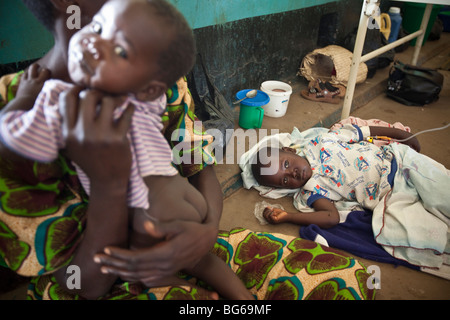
top-left (1, 34), bottom-right (449, 301)
top-left (218, 33), bottom-right (450, 300)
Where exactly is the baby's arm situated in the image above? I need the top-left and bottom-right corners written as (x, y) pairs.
top-left (264, 198), bottom-right (339, 228)
top-left (0, 64), bottom-right (50, 115)
top-left (0, 64), bottom-right (50, 160)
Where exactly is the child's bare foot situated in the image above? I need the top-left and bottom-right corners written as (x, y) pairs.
top-left (263, 207), bottom-right (290, 224)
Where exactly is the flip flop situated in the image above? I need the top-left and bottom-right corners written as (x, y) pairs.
top-left (323, 81), bottom-right (346, 98)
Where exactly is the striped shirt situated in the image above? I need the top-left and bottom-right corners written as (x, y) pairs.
top-left (0, 79), bottom-right (178, 209)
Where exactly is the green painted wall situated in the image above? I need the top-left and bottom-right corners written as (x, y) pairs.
top-left (0, 0), bottom-right (338, 65)
top-left (171, 0), bottom-right (338, 29)
top-left (0, 0), bottom-right (54, 65)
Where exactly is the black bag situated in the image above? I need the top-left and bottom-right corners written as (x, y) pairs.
top-left (344, 27), bottom-right (395, 78)
top-left (387, 60), bottom-right (444, 106)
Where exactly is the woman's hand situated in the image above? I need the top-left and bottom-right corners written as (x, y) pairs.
top-left (59, 86), bottom-right (134, 188)
top-left (94, 218), bottom-right (218, 287)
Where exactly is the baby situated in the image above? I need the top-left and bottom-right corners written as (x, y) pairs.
top-left (0, 0), bottom-right (252, 300)
top-left (251, 124), bottom-right (423, 228)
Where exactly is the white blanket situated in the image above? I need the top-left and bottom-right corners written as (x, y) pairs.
top-left (372, 143), bottom-right (450, 270)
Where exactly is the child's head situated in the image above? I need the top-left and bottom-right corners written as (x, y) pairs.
top-left (251, 146), bottom-right (312, 189)
top-left (67, 0), bottom-right (195, 101)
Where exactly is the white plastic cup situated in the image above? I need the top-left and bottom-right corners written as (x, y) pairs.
top-left (260, 81), bottom-right (293, 117)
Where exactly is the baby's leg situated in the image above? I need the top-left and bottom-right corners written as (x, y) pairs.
top-left (186, 253), bottom-right (254, 300)
top-left (128, 209), bottom-right (220, 300)
top-left (144, 175), bottom-right (207, 222)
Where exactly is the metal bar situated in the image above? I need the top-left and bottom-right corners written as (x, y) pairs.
top-left (340, 1), bottom-right (371, 121)
top-left (340, 1), bottom-right (436, 120)
top-left (411, 3), bottom-right (433, 65)
top-left (360, 30), bottom-right (423, 63)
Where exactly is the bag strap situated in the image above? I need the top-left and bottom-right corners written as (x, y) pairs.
top-left (197, 53), bottom-right (234, 122)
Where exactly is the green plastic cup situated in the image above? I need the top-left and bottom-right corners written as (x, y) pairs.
top-left (236, 89), bottom-right (270, 129)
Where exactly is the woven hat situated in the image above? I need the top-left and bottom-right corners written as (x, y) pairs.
top-left (298, 45), bottom-right (368, 86)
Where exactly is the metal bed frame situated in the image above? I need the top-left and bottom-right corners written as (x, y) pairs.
top-left (340, 0), bottom-right (448, 120)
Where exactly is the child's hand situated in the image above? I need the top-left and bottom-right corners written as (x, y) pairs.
top-left (16, 63), bottom-right (51, 100)
top-left (263, 207), bottom-right (289, 224)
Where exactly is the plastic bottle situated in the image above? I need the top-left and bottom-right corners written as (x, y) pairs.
top-left (379, 13), bottom-right (391, 41)
top-left (388, 7), bottom-right (402, 43)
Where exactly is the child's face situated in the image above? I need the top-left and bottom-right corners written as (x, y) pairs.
top-left (68, 0), bottom-right (168, 96)
top-left (258, 148), bottom-right (312, 189)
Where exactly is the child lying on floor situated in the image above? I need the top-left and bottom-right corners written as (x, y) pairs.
top-left (251, 124), bottom-right (438, 228)
top-left (0, 0), bottom-right (252, 300)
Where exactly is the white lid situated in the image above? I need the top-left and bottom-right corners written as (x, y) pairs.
top-left (389, 7), bottom-right (400, 14)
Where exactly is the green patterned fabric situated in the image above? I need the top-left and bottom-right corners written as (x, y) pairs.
top-left (26, 229), bottom-right (374, 300)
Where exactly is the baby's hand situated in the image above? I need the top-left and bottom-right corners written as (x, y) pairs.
top-left (16, 63), bottom-right (51, 99)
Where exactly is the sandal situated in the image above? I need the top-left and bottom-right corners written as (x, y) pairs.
top-left (301, 79), bottom-right (346, 104)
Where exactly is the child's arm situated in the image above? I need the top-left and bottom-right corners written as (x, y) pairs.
top-left (264, 198), bottom-right (339, 229)
top-left (0, 64), bottom-right (50, 115)
top-left (368, 126), bottom-right (420, 152)
top-left (0, 64), bottom-right (50, 160)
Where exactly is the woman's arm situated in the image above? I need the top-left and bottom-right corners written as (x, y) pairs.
top-left (53, 87), bottom-right (134, 299)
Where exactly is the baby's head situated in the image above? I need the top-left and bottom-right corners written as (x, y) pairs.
top-left (67, 0), bottom-right (195, 101)
top-left (251, 146), bottom-right (312, 189)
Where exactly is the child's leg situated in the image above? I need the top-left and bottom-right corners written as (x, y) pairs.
top-left (185, 252), bottom-right (254, 300)
top-left (144, 174), bottom-right (207, 222)
top-left (130, 175), bottom-right (208, 249)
